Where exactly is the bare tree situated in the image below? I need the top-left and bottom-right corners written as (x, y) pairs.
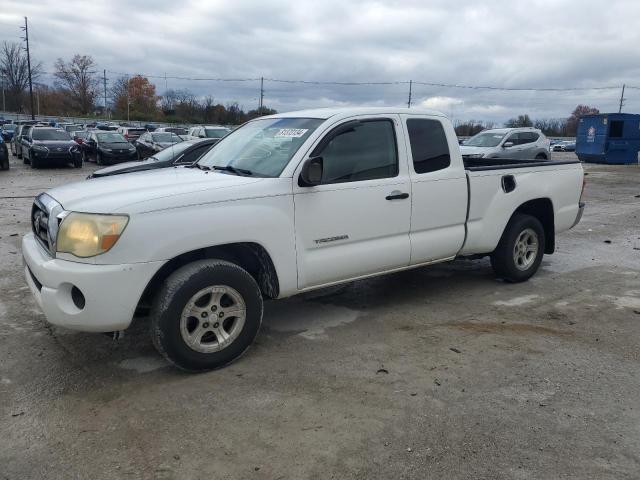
top-left (0, 41), bottom-right (42, 111)
top-left (54, 54), bottom-right (99, 115)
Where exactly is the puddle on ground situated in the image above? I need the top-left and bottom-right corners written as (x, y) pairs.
top-left (118, 356), bottom-right (168, 373)
top-left (264, 298), bottom-right (360, 340)
top-left (492, 294), bottom-right (541, 307)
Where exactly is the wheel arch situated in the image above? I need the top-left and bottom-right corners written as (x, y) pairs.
top-left (511, 198), bottom-right (555, 254)
top-left (136, 242), bottom-right (280, 315)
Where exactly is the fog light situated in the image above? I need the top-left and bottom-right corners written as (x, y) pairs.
top-left (71, 286), bottom-right (86, 310)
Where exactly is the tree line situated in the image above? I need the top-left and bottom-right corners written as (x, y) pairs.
top-left (454, 105), bottom-right (600, 138)
top-left (0, 43), bottom-right (275, 124)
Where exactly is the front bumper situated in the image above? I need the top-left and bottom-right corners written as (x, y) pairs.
top-left (571, 202), bottom-right (586, 228)
top-left (102, 149), bottom-right (137, 163)
top-left (22, 232), bottom-right (164, 332)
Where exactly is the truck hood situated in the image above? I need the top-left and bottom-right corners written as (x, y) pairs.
top-left (46, 167), bottom-right (265, 213)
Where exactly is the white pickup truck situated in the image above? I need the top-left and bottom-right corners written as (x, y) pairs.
top-left (22, 108), bottom-right (585, 371)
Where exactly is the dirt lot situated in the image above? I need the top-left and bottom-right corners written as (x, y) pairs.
top-left (1, 152), bottom-right (639, 479)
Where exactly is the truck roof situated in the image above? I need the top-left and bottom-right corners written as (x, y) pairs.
top-left (267, 107), bottom-right (446, 120)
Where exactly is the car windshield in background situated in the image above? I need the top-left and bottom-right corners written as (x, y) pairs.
top-left (198, 118), bottom-right (323, 177)
top-left (204, 128), bottom-right (230, 139)
top-left (465, 132), bottom-right (506, 147)
top-left (152, 133), bottom-right (181, 143)
top-left (166, 128), bottom-right (188, 135)
top-left (97, 133), bottom-right (127, 143)
top-left (148, 141), bottom-right (192, 161)
top-left (3, 124), bottom-right (16, 131)
top-left (32, 129), bottom-right (71, 141)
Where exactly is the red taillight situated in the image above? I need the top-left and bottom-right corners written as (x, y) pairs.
top-left (124, 133), bottom-right (129, 140)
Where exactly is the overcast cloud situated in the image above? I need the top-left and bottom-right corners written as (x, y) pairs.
top-left (1, 0), bottom-right (639, 123)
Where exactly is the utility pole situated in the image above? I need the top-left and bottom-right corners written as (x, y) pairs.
top-left (126, 75), bottom-right (130, 122)
top-left (36, 88), bottom-right (39, 116)
top-left (407, 80), bottom-right (412, 108)
top-left (21, 17), bottom-right (35, 120)
top-left (103, 69), bottom-right (108, 119)
top-left (259, 77), bottom-right (264, 115)
top-left (164, 72), bottom-right (168, 93)
top-left (1, 78), bottom-right (5, 112)
top-left (618, 84), bottom-right (625, 113)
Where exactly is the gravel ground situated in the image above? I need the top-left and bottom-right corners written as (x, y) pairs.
top-left (1, 151), bottom-right (639, 479)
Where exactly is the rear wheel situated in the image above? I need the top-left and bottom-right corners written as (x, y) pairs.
top-left (151, 259), bottom-right (263, 371)
top-left (74, 155), bottom-right (83, 168)
top-left (535, 153), bottom-right (547, 160)
top-left (491, 213), bottom-right (545, 283)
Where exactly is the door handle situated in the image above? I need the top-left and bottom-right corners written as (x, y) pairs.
top-left (385, 191), bottom-right (409, 200)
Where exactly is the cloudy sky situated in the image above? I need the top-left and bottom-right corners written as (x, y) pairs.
top-left (1, 0), bottom-right (639, 123)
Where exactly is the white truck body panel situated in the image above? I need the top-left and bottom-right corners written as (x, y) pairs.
top-left (21, 107), bottom-right (584, 332)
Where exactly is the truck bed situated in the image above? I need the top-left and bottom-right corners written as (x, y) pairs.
top-left (463, 157), bottom-right (580, 171)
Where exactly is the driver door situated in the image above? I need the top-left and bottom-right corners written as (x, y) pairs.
top-left (293, 116), bottom-right (411, 289)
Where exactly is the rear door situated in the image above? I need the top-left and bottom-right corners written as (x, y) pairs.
top-left (402, 115), bottom-right (468, 264)
top-left (293, 115), bottom-right (411, 289)
top-left (501, 132), bottom-right (525, 159)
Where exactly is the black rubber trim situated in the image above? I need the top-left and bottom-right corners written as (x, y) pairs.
top-left (464, 159), bottom-right (580, 171)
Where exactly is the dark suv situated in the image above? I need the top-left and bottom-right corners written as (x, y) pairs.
top-left (81, 131), bottom-right (138, 165)
top-left (22, 128), bottom-right (82, 169)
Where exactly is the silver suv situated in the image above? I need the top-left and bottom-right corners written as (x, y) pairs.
top-left (460, 128), bottom-right (550, 160)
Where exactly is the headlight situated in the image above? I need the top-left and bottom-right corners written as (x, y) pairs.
top-left (33, 144), bottom-right (49, 152)
top-left (57, 213), bottom-right (129, 258)
top-left (102, 148), bottom-right (113, 153)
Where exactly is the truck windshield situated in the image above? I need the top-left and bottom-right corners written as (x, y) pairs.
top-left (197, 118), bottom-right (323, 177)
top-left (465, 132), bottom-right (506, 147)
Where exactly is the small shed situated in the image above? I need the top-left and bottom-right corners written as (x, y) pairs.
top-left (576, 113), bottom-right (640, 164)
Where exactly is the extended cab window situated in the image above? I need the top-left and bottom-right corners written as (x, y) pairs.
top-left (314, 119), bottom-right (398, 184)
top-left (406, 119), bottom-right (451, 174)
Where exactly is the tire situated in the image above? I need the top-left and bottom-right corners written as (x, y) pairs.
top-left (150, 259), bottom-right (263, 372)
top-left (96, 152), bottom-right (103, 165)
top-left (30, 153), bottom-right (38, 169)
top-left (490, 213), bottom-right (545, 283)
top-left (0, 153), bottom-right (8, 171)
top-left (74, 156), bottom-right (83, 168)
top-left (535, 153), bottom-right (547, 160)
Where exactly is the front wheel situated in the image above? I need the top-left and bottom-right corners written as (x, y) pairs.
top-left (96, 152), bottom-right (103, 165)
top-left (74, 156), bottom-right (83, 168)
top-left (150, 259), bottom-right (263, 371)
top-left (490, 213), bottom-right (545, 283)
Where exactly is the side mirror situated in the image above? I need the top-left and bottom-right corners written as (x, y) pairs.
top-left (503, 141), bottom-right (514, 148)
top-left (298, 157), bottom-right (323, 187)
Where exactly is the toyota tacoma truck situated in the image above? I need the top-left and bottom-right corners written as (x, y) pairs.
top-left (22, 108), bottom-right (585, 371)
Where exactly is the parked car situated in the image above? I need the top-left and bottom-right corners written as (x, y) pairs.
top-left (89, 138), bottom-right (217, 178)
top-left (96, 123), bottom-right (119, 131)
top-left (72, 130), bottom-right (91, 145)
top-left (563, 141), bottom-right (576, 152)
top-left (63, 124), bottom-right (83, 135)
top-left (117, 126), bottom-right (147, 143)
top-left (134, 131), bottom-right (183, 159)
top-left (10, 125), bottom-right (25, 156)
top-left (81, 131), bottom-right (138, 165)
top-left (187, 125), bottom-right (231, 140)
top-left (16, 125), bottom-right (35, 159)
top-left (552, 141), bottom-right (576, 152)
top-left (155, 126), bottom-right (189, 136)
top-left (21, 107), bottom-right (586, 371)
top-left (21, 127), bottom-right (81, 169)
top-left (0, 135), bottom-right (9, 170)
top-left (1, 123), bottom-right (17, 142)
top-left (460, 128), bottom-right (550, 160)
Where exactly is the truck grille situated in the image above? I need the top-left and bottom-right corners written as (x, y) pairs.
top-left (31, 193), bottom-right (63, 256)
top-left (31, 202), bottom-right (51, 251)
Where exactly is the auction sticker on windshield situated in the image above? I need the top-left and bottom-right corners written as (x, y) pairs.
top-left (274, 128), bottom-right (309, 138)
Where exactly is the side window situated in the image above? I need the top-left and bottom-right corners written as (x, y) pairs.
top-left (520, 132), bottom-right (538, 144)
top-left (406, 119), bottom-right (451, 174)
top-left (314, 119), bottom-right (398, 184)
top-left (505, 133), bottom-right (519, 146)
top-left (177, 145), bottom-right (209, 164)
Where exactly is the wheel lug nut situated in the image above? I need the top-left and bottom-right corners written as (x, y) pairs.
top-left (218, 312), bottom-right (224, 318)
top-left (202, 322), bottom-right (209, 328)
top-left (201, 312), bottom-right (208, 318)
top-left (211, 305), bottom-right (217, 312)
top-left (213, 322), bottom-right (220, 328)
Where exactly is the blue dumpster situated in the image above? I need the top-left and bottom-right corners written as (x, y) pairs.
top-left (576, 113), bottom-right (640, 164)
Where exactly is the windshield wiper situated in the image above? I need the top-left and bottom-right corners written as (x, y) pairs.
top-left (211, 165), bottom-right (253, 176)
top-left (188, 163), bottom-right (210, 171)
